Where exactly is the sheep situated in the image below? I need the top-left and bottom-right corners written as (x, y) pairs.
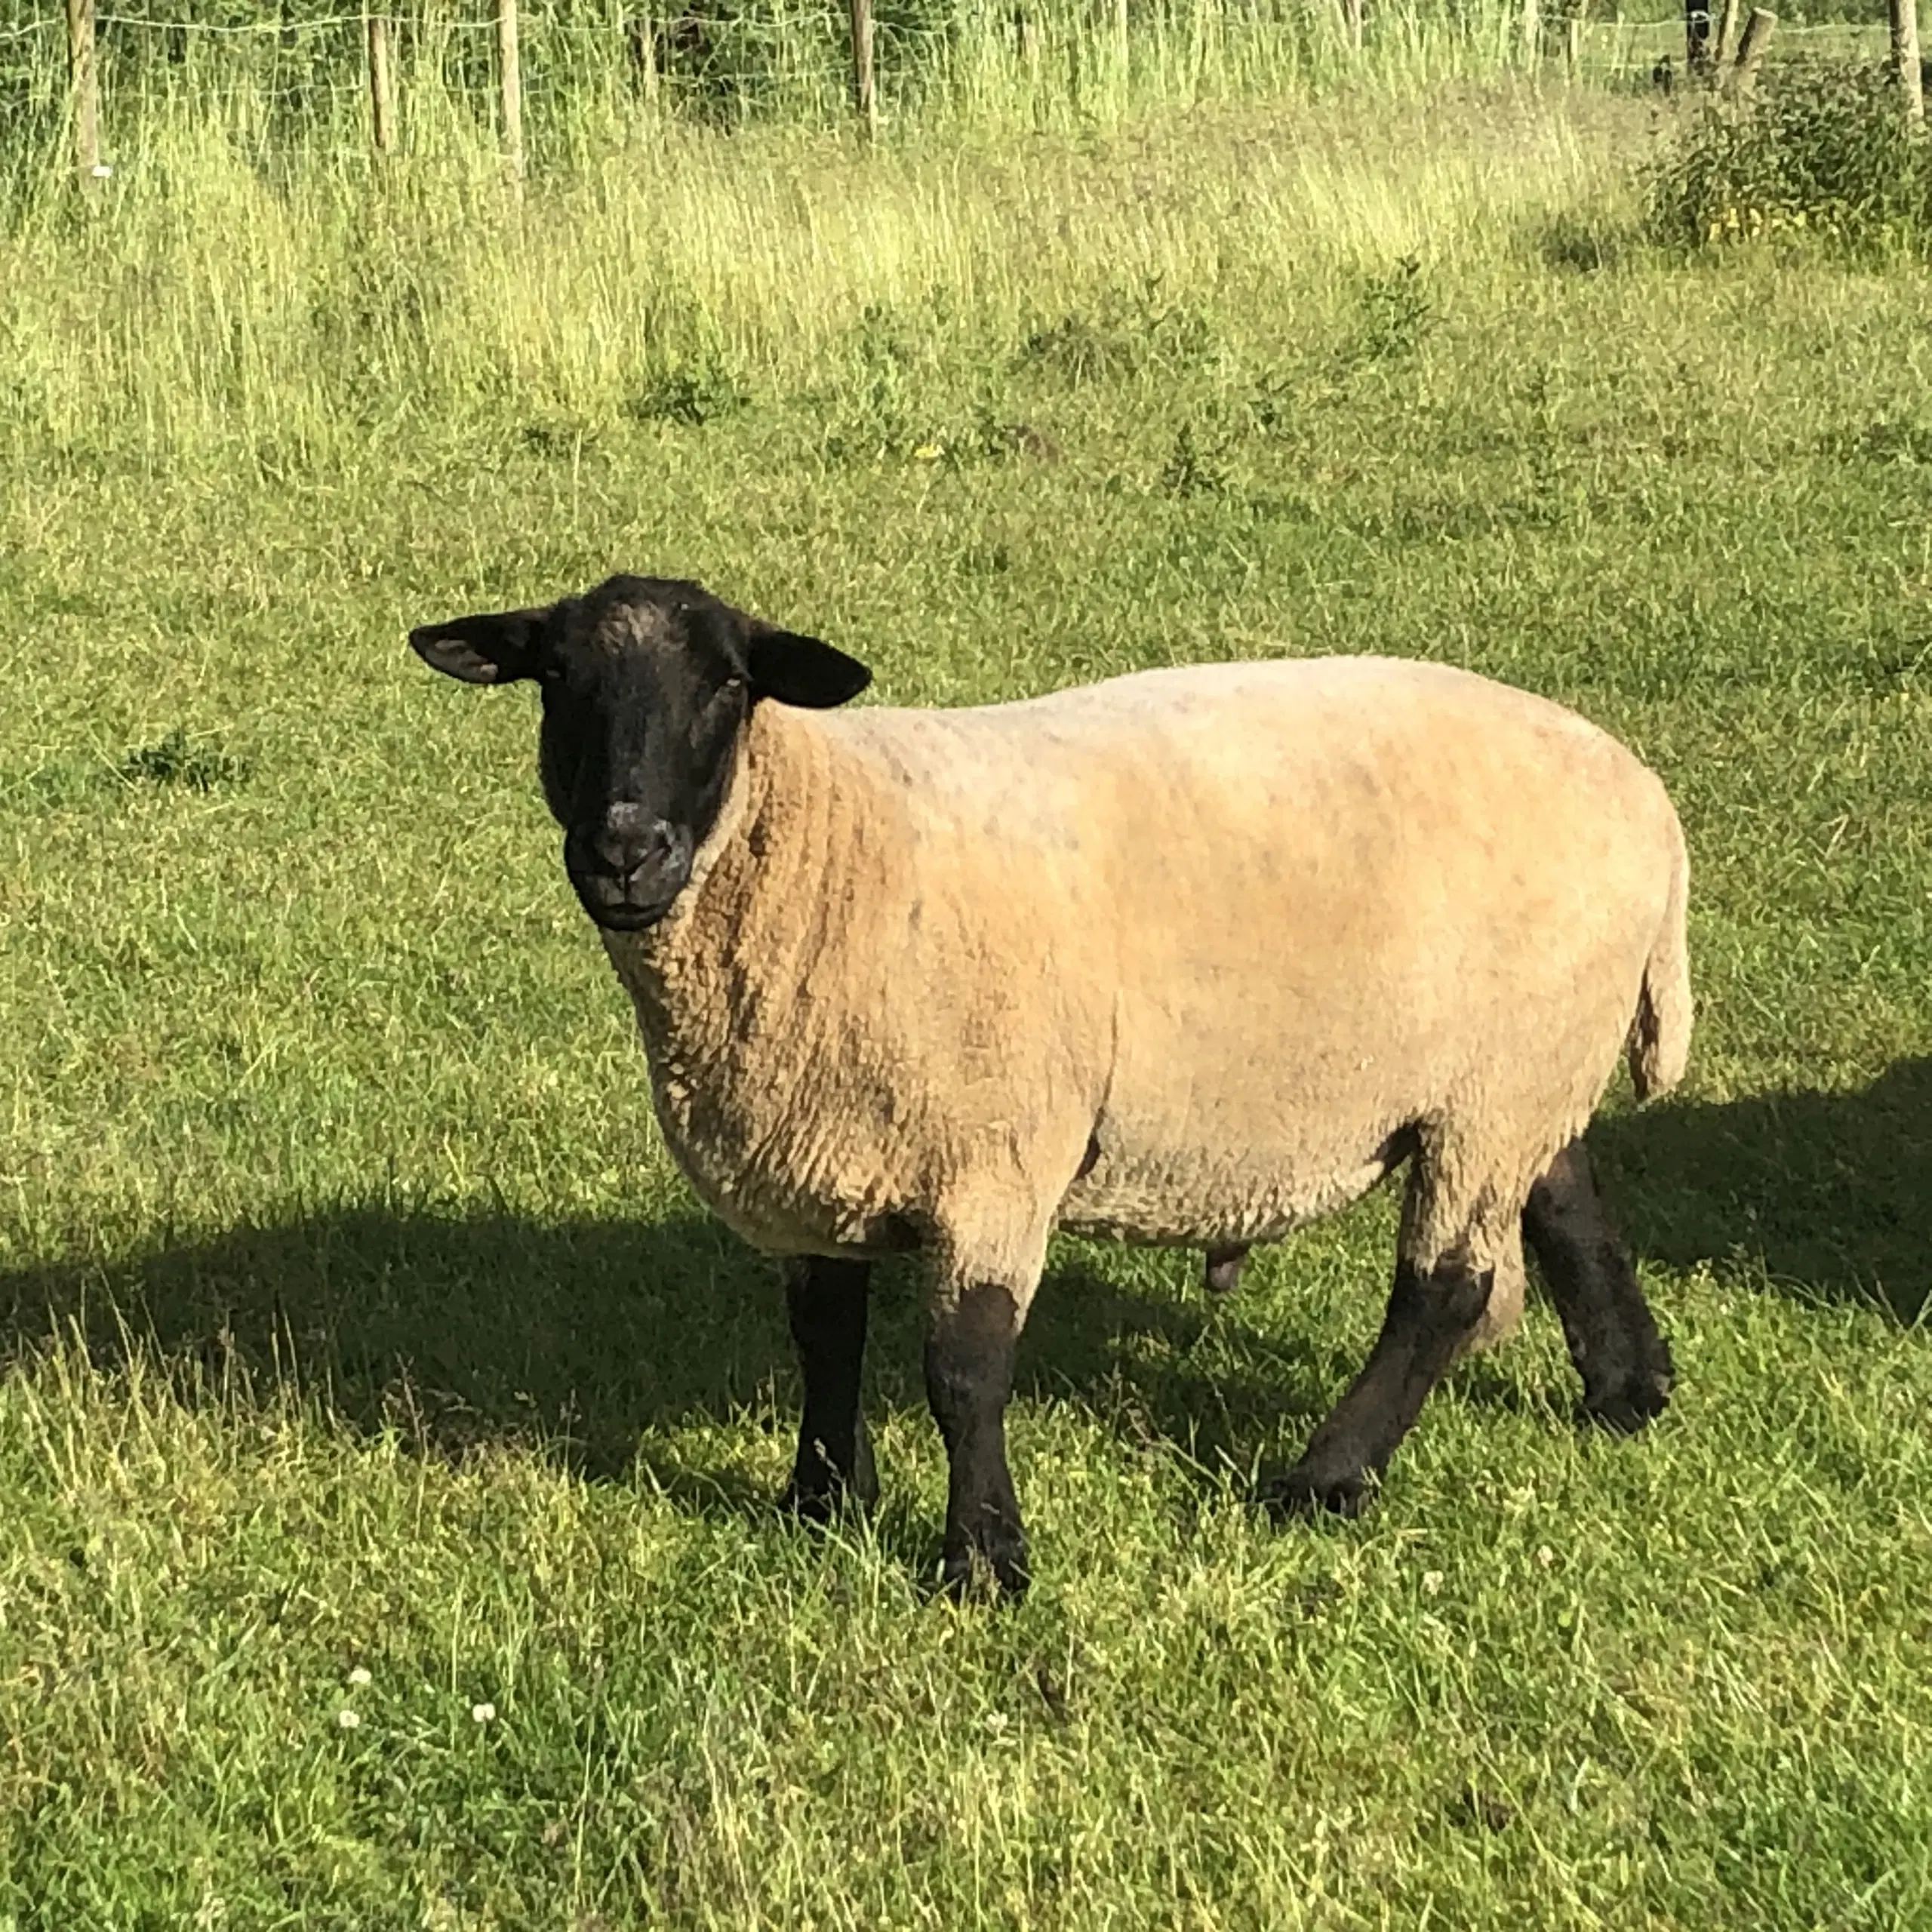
top-left (410, 573), bottom-right (1691, 1597)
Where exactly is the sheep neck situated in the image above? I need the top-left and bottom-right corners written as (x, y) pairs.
top-left (593, 700), bottom-right (862, 1180)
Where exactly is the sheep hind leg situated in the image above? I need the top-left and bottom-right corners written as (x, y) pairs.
top-left (780, 1256), bottom-right (878, 1521)
top-left (1204, 1243), bottom-right (1247, 1295)
top-left (1268, 1247), bottom-right (1494, 1521)
top-left (926, 1279), bottom-right (1031, 1599)
top-left (1523, 1137), bottom-right (1673, 1433)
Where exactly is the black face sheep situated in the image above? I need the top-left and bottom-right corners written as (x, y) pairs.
top-left (411, 574), bottom-right (1691, 1598)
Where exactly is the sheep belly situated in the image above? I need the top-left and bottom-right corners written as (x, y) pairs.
top-left (1057, 1131), bottom-right (1405, 1249)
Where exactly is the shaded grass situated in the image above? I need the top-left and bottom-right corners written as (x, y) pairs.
top-left (4, 85), bottom-right (1932, 1928)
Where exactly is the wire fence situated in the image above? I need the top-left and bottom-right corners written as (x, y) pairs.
top-left (0, 0), bottom-right (1905, 190)
top-left (8, 2), bottom-right (865, 182)
top-left (7, 3), bottom-right (1084, 149)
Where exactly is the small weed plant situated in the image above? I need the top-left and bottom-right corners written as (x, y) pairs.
top-left (118, 728), bottom-right (248, 793)
top-left (1348, 253), bottom-right (1435, 361)
top-left (626, 350), bottom-right (749, 428)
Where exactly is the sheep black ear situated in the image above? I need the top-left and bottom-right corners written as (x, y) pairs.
top-left (408, 605), bottom-right (554, 685)
top-left (746, 623), bottom-right (872, 709)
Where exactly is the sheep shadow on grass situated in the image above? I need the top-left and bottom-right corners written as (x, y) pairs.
top-left (0, 1205), bottom-right (794, 1497)
top-left (0, 1198), bottom-right (1302, 1512)
top-left (1594, 1054), bottom-right (1932, 1325)
top-left (0, 1055), bottom-right (1923, 1539)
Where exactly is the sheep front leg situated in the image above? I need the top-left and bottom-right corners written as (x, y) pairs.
top-left (781, 1256), bottom-right (878, 1520)
top-left (1270, 1248), bottom-right (1494, 1518)
top-left (926, 1281), bottom-right (1030, 1598)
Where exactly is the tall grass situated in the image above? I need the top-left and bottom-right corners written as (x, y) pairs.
top-left (1, 76), bottom-right (1614, 476)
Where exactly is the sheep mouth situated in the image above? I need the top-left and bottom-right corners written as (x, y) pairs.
top-left (568, 870), bottom-right (687, 933)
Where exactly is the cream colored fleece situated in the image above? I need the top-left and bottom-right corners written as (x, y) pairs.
top-left (600, 655), bottom-right (1690, 1343)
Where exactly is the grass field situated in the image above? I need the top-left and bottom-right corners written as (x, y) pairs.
top-left (4, 68), bottom-right (1932, 1930)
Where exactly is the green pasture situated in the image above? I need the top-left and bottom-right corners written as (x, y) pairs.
top-left (2, 57), bottom-right (1931, 1930)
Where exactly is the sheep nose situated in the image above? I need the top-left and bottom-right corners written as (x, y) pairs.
top-left (594, 803), bottom-right (677, 877)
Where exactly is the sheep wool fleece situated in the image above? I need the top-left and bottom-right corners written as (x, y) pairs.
top-left (599, 654), bottom-right (1690, 1343)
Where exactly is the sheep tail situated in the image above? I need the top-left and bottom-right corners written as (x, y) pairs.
top-left (1627, 809), bottom-right (1692, 1102)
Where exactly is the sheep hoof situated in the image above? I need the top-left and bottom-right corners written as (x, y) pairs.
top-left (940, 1536), bottom-right (1031, 1602)
top-left (781, 1478), bottom-right (878, 1524)
top-left (1582, 1372), bottom-right (1672, 1435)
top-left (780, 1480), bottom-right (837, 1524)
top-left (1265, 1466), bottom-right (1371, 1521)
top-left (781, 1439), bottom-right (879, 1522)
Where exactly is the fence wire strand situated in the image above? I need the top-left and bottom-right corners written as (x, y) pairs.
top-left (4, 1), bottom-right (1889, 183)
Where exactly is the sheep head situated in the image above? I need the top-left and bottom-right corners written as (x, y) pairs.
top-left (410, 574), bottom-right (870, 932)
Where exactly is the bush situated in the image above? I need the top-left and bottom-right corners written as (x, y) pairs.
top-left (1647, 57), bottom-right (1932, 257)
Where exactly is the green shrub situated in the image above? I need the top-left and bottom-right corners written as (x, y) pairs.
top-left (1647, 57), bottom-right (1932, 257)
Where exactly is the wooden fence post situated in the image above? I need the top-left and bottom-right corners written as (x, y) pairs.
top-left (499, 0), bottom-right (525, 180)
top-left (627, 14), bottom-right (660, 109)
top-left (1711, 0), bottom-right (1739, 67)
top-left (1891, 0), bottom-right (1924, 124)
top-left (1521, 0), bottom-right (1541, 65)
top-left (1727, 5), bottom-right (1774, 93)
top-left (1341, 0), bottom-right (1364, 54)
top-left (1115, 0), bottom-right (1129, 78)
top-left (367, 13), bottom-right (395, 153)
top-left (66, 0), bottom-right (100, 189)
top-left (851, 0), bottom-right (877, 137)
top-left (1565, 3), bottom-right (1585, 82)
top-left (1015, 5), bottom-right (1041, 73)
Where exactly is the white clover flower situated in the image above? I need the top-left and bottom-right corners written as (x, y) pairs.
top-left (337, 1709), bottom-right (361, 1730)
top-left (347, 1666), bottom-right (372, 1687)
top-left (1536, 1545), bottom-right (1555, 1569)
top-left (1422, 1570), bottom-right (1444, 1596)
top-left (471, 1702), bottom-right (497, 1724)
